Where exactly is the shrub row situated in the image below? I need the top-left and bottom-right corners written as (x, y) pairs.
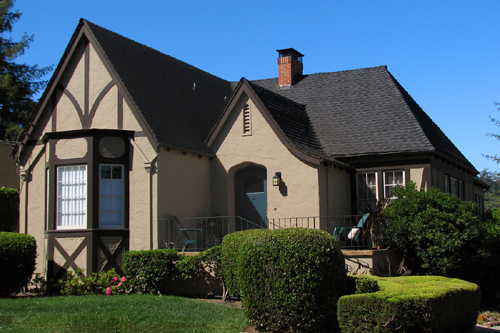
top-left (123, 249), bottom-right (179, 294)
top-left (338, 275), bottom-right (481, 333)
top-left (0, 232), bottom-right (36, 296)
top-left (122, 246), bottom-right (224, 295)
top-left (221, 228), bottom-right (347, 332)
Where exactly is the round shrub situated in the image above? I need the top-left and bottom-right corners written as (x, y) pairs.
top-left (0, 232), bottom-right (37, 296)
top-left (228, 228), bottom-right (347, 332)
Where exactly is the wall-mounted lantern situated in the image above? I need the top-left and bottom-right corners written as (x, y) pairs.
top-left (273, 172), bottom-right (282, 186)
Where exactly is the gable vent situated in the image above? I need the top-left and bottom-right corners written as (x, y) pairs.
top-left (243, 104), bottom-right (251, 135)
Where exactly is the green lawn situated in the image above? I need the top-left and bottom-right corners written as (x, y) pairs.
top-left (0, 294), bottom-right (248, 333)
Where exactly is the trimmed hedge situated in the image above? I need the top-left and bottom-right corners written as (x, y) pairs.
top-left (338, 275), bottom-right (481, 333)
top-left (222, 228), bottom-right (347, 332)
top-left (220, 228), bottom-right (262, 297)
top-left (0, 232), bottom-right (37, 296)
top-left (123, 249), bottom-right (179, 294)
top-left (0, 187), bottom-right (19, 232)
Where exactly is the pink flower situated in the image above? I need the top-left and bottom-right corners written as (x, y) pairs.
top-left (120, 276), bottom-right (127, 282)
top-left (118, 289), bottom-right (123, 293)
top-left (111, 277), bottom-right (119, 283)
top-left (118, 282), bottom-right (123, 287)
top-left (106, 287), bottom-right (112, 295)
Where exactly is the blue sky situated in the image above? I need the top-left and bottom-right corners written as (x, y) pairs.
top-left (9, 1), bottom-right (500, 173)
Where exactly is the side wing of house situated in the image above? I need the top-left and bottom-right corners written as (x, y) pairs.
top-left (0, 141), bottom-right (19, 189)
top-left (208, 80), bottom-right (352, 232)
top-left (16, 24), bottom-right (157, 278)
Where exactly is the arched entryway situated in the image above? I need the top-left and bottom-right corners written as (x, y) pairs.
top-left (234, 165), bottom-right (267, 228)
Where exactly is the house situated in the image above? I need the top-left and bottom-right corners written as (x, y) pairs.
top-left (0, 141), bottom-right (19, 189)
top-left (13, 19), bottom-right (486, 278)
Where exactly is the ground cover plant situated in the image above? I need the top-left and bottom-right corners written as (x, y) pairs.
top-left (0, 294), bottom-right (248, 333)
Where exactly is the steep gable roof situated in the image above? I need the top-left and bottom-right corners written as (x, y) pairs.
top-left (247, 81), bottom-right (331, 161)
top-left (84, 20), bottom-right (233, 155)
top-left (208, 78), bottom-right (348, 167)
top-left (252, 66), bottom-right (475, 171)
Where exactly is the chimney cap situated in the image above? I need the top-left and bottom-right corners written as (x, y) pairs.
top-left (277, 48), bottom-right (304, 60)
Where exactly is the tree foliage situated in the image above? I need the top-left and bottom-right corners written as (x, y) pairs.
top-left (484, 102), bottom-right (500, 164)
top-left (0, 0), bottom-right (52, 141)
top-left (478, 168), bottom-right (500, 209)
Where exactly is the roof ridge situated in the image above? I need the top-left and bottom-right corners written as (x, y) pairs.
top-left (248, 81), bottom-right (306, 107)
top-left (251, 65), bottom-right (389, 84)
top-left (82, 19), bottom-right (230, 84)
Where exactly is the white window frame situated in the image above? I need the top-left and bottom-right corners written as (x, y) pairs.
top-left (99, 164), bottom-right (125, 229)
top-left (383, 170), bottom-right (405, 199)
top-left (56, 165), bottom-right (87, 230)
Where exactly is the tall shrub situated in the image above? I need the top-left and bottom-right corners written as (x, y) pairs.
top-left (0, 187), bottom-right (19, 232)
top-left (225, 228), bottom-right (347, 332)
top-left (384, 182), bottom-right (500, 302)
top-left (0, 232), bottom-right (36, 296)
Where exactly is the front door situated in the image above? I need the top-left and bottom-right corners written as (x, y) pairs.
top-left (235, 166), bottom-right (267, 228)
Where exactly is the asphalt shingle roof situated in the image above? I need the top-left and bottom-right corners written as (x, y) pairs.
top-left (85, 20), bottom-right (233, 155)
top-left (247, 81), bottom-right (331, 160)
top-left (251, 66), bottom-right (475, 170)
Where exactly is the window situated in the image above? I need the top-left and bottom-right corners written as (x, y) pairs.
top-left (56, 165), bottom-right (87, 229)
top-left (475, 194), bottom-right (484, 217)
top-left (450, 177), bottom-right (458, 197)
top-left (444, 174), bottom-right (464, 199)
top-left (444, 174), bottom-right (450, 194)
top-left (100, 165), bottom-right (124, 228)
top-left (357, 172), bottom-right (378, 209)
top-left (383, 170), bottom-right (404, 198)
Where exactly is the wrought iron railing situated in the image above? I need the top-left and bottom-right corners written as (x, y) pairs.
top-left (158, 215), bottom-right (385, 252)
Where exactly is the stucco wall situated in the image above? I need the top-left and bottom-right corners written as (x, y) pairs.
top-left (326, 165), bottom-right (352, 217)
top-left (211, 94), bottom-right (321, 221)
top-left (157, 148), bottom-right (212, 220)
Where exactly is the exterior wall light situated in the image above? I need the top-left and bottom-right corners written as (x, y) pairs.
top-left (273, 172), bottom-right (282, 186)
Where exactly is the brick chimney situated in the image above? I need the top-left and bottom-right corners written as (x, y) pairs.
top-left (277, 48), bottom-right (304, 88)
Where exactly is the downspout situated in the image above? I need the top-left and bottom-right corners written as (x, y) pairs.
top-left (144, 159), bottom-right (156, 250)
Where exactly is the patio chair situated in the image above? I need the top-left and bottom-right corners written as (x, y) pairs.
top-left (333, 213), bottom-right (370, 246)
top-left (165, 215), bottom-right (202, 252)
top-left (347, 213), bottom-right (370, 246)
top-left (177, 220), bottom-right (202, 252)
